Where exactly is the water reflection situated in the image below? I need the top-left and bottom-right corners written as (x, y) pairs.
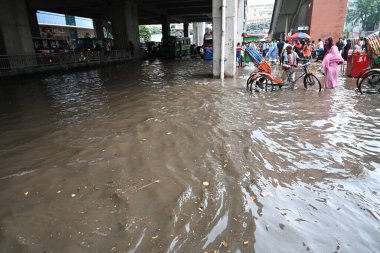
top-left (0, 60), bottom-right (379, 253)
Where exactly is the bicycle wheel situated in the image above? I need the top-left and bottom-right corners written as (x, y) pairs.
top-left (304, 73), bottom-right (321, 92)
top-left (250, 75), bottom-right (274, 92)
top-left (358, 71), bottom-right (380, 94)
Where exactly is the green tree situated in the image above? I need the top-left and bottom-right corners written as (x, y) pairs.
top-left (139, 25), bottom-right (151, 42)
top-left (150, 26), bottom-right (162, 35)
top-left (346, 0), bottom-right (380, 31)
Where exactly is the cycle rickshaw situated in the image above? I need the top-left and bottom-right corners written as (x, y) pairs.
top-left (245, 46), bottom-right (321, 92)
top-left (356, 32), bottom-right (380, 94)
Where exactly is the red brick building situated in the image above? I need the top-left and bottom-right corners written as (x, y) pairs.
top-left (270, 0), bottom-right (348, 42)
top-left (309, 0), bottom-right (348, 41)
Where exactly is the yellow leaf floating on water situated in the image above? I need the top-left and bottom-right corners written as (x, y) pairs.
top-left (244, 240), bottom-right (249, 245)
top-left (151, 235), bottom-right (158, 239)
top-left (71, 194), bottom-right (76, 198)
top-left (222, 240), bottom-right (228, 247)
top-left (203, 181), bottom-right (209, 186)
top-left (24, 192), bottom-right (29, 196)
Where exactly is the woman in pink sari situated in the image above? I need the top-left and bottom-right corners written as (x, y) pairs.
top-left (322, 45), bottom-right (344, 88)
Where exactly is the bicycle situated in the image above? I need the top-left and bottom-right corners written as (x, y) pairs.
top-left (247, 61), bottom-right (321, 92)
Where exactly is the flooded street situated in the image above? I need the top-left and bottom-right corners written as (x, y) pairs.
top-left (0, 59), bottom-right (379, 253)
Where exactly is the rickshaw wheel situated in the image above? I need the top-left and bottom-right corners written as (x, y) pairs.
top-left (356, 68), bottom-right (373, 89)
top-left (250, 75), bottom-right (274, 92)
top-left (246, 75), bottom-right (254, 91)
top-left (358, 71), bottom-right (380, 94)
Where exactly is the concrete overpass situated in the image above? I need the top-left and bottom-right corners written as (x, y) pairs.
top-left (269, 0), bottom-right (347, 41)
top-left (0, 0), bottom-right (247, 78)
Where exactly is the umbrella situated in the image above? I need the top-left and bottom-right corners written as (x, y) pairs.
top-left (291, 32), bottom-right (311, 39)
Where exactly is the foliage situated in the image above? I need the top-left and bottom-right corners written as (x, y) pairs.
top-left (149, 26), bottom-right (162, 35)
top-left (346, 0), bottom-right (380, 31)
top-left (84, 32), bottom-right (90, 38)
top-left (139, 25), bottom-right (151, 42)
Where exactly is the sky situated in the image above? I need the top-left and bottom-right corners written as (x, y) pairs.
top-left (249, 0), bottom-right (275, 5)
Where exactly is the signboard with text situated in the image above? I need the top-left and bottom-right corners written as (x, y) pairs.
top-left (298, 26), bottom-right (309, 31)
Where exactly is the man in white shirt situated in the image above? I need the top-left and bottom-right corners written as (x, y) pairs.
top-left (317, 39), bottom-right (324, 51)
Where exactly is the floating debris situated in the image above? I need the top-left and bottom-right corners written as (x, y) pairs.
top-left (221, 240), bottom-right (228, 247)
top-left (151, 235), bottom-right (159, 239)
top-left (261, 191), bottom-right (273, 197)
top-left (136, 180), bottom-right (160, 192)
top-left (203, 181), bottom-right (209, 187)
top-left (71, 194), bottom-right (76, 198)
top-left (24, 192), bottom-right (29, 196)
top-left (244, 240), bottom-right (249, 245)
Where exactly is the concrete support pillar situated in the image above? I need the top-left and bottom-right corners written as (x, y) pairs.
top-left (27, 8), bottom-right (40, 38)
top-left (285, 15), bottom-right (289, 37)
top-left (194, 22), bottom-right (205, 46)
top-left (212, 0), bottom-right (237, 78)
top-left (110, 0), bottom-right (139, 56)
top-left (0, 0), bottom-right (35, 55)
top-left (111, 1), bottom-right (129, 51)
top-left (236, 0), bottom-right (246, 43)
top-left (184, 22), bottom-right (189, 37)
top-left (93, 18), bottom-right (104, 39)
top-left (125, 1), bottom-right (140, 56)
top-left (161, 15), bottom-right (170, 38)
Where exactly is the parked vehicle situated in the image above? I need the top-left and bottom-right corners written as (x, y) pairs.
top-left (158, 36), bottom-right (191, 58)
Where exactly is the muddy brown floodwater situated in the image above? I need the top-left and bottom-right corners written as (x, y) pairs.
top-left (0, 59), bottom-right (379, 253)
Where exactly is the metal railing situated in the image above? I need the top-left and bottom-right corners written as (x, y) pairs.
top-left (0, 50), bottom-right (131, 71)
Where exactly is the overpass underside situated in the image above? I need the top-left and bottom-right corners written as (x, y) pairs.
top-left (0, 0), bottom-right (247, 78)
top-left (270, 0), bottom-right (348, 41)
top-left (269, 0), bottom-right (312, 39)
